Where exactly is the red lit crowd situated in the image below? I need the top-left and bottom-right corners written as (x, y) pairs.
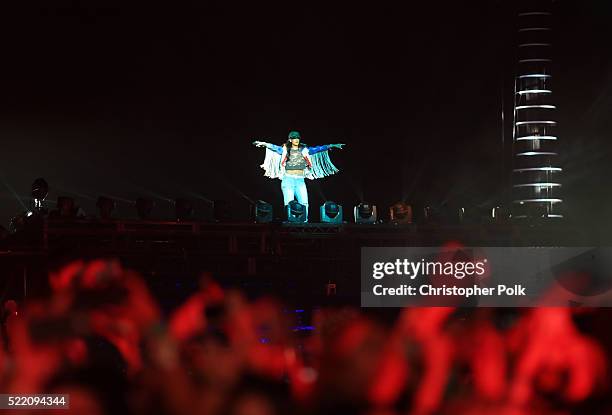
top-left (0, 260), bottom-right (609, 415)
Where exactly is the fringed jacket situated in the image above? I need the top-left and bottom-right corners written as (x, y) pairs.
top-left (259, 143), bottom-right (339, 180)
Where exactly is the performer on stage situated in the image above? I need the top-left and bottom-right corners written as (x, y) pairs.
top-left (253, 130), bottom-right (345, 221)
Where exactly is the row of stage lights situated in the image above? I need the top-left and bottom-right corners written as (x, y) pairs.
top-left (22, 178), bottom-right (511, 225)
top-left (36, 196), bottom-right (505, 226)
top-left (256, 201), bottom-right (510, 224)
top-left (36, 196), bottom-right (387, 224)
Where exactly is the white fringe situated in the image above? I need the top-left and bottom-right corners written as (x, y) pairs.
top-left (260, 147), bottom-right (339, 180)
top-left (260, 148), bottom-right (283, 179)
top-left (306, 150), bottom-right (339, 180)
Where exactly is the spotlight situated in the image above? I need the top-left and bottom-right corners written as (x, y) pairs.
top-left (253, 200), bottom-right (273, 223)
top-left (457, 207), bottom-right (465, 223)
top-left (8, 214), bottom-right (26, 233)
top-left (456, 206), bottom-right (484, 224)
top-left (354, 203), bottom-right (377, 224)
top-left (489, 206), bottom-right (509, 223)
top-left (213, 200), bottom-right (232, 222)
top-left (96, 196), bottom-right (116, 220)
top-left (31, 178), bottom-right (48, 210)
top-left (174, 198), bottom-right (194, 221)
top-left (320, 201), bottom-right (343, 224)
top-left (56, 197), bottom-right (76, 218)
top-left (422, 206), bottom-right (436, 223)
top-left (439, 205), bottom-right (464, 224)
top-left (136, 198), bottom-right (155, 220)
top-left (389, 202), bottom-right (413, 224)
top-left (286, 200), bottom-right (307, 223)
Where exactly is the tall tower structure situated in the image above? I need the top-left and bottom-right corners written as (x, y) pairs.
top-left (512, 4), bottom-right (563, 220)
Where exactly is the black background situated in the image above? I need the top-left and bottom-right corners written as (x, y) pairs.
top-left (1, 0), bottom-right (611, 225)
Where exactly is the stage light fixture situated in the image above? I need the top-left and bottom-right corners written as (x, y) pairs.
top-left (136, 198), bottom-right (155, 220)
top-left (31, 178), bottom-right (48, 210)
top-left (423, 206), bottom-right (436, 223)
top-left (174, 198), bottom-right (194, 221)
top-left (8, 214), bottom-right (26, 233)
top-left (491, 206), bottom-right (510, 223)
top-left (437, 205), bottom-right (463, 224)
top-left (389, 202), bottom-right (413, 224)
top-left (354, 203), bottom-right (377, 224)
top-left (213, 200), bottom-right (232, 222)
top-left (458, 207), bottom-right (465, 223)
top-left (320, 201), bottom-right (343, 223)
top-left (252, 200), bottom-right (273, 223)
top-left (96, 196), bottom-right (116, 220)
top-left (286, 200), bottom-right (307, 223)
top-left (56, 197), bottom-right (76, 218)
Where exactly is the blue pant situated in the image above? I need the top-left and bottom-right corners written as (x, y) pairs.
top-left (281, 174), bottom-right (308, 219)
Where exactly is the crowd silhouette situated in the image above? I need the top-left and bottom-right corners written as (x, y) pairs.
top-left (0, 259), bottom-right (609, 414)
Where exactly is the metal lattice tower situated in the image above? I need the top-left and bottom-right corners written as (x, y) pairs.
top-left (512, 5), bottom-right (563, 220)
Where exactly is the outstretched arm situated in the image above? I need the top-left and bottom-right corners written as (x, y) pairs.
top-left (307, 143), bottom-right (346, 154)
top-left (253, 140), bottom-right (283, 154)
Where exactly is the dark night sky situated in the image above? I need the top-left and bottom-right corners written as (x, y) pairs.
top-left (1, 0), bottom-right (611, 226)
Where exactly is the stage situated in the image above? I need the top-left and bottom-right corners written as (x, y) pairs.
top-left (0, 218), bottom-right (602, 307)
